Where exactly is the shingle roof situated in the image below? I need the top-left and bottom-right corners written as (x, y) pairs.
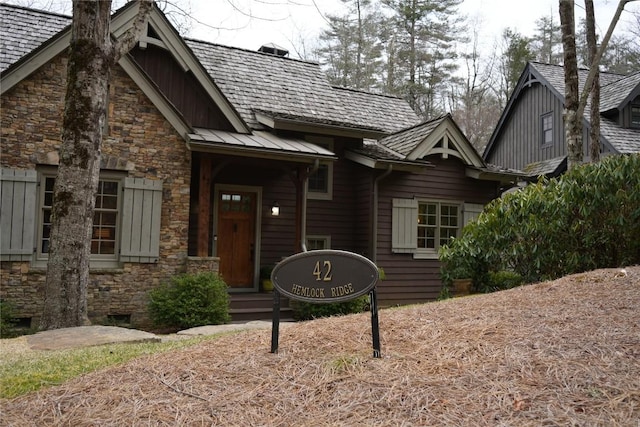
top-left (378, 115), bottom-right (445, 156)
top-left (185, 39), bottom-right (420, 133)
top-left (530, 62), bottom-right (640, 155)
top-left (523, 156), bottom-right (566, 178)
top-left (600, 71), bottom-right (640, 111)
top-left (1, 3), bottom-right (420, 139)
top-left (0, 3), bottom-right (70, 72)
top-left (531, 62), bottom-right (624, 97)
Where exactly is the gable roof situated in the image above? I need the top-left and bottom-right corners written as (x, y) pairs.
top-left (185, 39), bottom-right (420, 136)
top-left (0, 4), bottom-right (69, 71)
top-left (483, 61), bottom-right (640, 161)
top-left (346, 114), bottom-right (523, 183)
top-left (600, 71), bottom-right (640, 112)
top-left (1, 2), bottom-right (423, 163)
top-left (380, 114), bottom-right (485, 167)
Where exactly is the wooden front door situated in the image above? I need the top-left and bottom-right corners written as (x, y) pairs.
top-left (217, 191), bottom-right (256, 288)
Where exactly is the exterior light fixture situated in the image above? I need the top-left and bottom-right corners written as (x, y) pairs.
top-left (271, 202), bottom-right (280, 216)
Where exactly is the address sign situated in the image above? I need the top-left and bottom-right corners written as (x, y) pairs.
top-left (271, 249), bottom-right (379, 303)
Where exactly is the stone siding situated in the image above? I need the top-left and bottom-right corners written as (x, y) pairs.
top-left (0, 53), bottom-right (213, 328)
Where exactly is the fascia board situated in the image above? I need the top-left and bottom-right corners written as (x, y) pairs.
top-left (1, 32), bottom-right (70, 94)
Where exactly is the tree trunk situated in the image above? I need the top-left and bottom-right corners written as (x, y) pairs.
top-left (40, 0), bottom-right (152, 330)
top-left (559, 0), bottom-right (583, 170)
top-left (585, 0), bottom-right (601, 162)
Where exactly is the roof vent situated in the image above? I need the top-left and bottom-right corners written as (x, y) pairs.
top-left (258, 43), bottom-right (289, 57)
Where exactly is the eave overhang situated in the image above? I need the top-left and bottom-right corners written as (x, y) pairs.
top-left (187, 129), bottom-right (338, 164)
top-left (255, 111), bottom-right (387, 139)
top-left (344, 150), bottom-right (432, 172)
top-left (465, 167), bottom-right (526, 184)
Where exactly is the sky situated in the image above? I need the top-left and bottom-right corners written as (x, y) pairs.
top-left (7, 0), bottom-right (637, 59)
top-left (184, 0), bottom-right (638, 58)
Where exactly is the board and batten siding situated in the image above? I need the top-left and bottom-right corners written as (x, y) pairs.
top-left (374, 156), bottom-right (499, 305)
top-left (488, 83), bottom-right (566, 170)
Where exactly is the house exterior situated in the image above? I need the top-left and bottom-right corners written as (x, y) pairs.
top-left (0, 2), bottom-right (518, 327)
top-left (483, 61), bottom-right (640, 177)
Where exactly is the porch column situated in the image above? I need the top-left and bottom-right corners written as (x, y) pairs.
top-left (198, 156), bottom-right (213, 256)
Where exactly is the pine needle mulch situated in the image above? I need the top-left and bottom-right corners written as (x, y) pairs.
top-left (2, 266), bottom-right (639, 426)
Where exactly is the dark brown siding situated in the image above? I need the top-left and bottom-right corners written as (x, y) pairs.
top-left (488, 83), bottom-right (566, 170)
top-left (131, 45), bottom-right (235, 130)
top-left (375, 156), bottom-right (500, 306)
top-left (306, 141), bottom-right (359, 251)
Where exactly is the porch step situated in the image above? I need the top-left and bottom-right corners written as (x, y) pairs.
top-left (229, 293), bottom-right (293, 322)
top-left (229, 307), bottom-right (294, 322)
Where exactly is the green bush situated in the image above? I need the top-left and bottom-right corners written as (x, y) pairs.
top-left (440, 154), bottom-right (640, 290)
top-left (291, 295), bottom-right (369, 321)
top-left (481, 271), bottom-right (524, 293)
top-left (0, 300), bottom-right (18, 338)
top-left (148, 272), bottom-right (230, 329)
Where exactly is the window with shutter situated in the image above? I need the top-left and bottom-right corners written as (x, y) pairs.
top-left (120, 177), bottom-right (163, 263)
top-left (391, 198), bottom-right (418, 253)
top-left (392, 198), bottom-right (463, 259)
top-left (463, 203), bottom-right (484, 225)
top-left (0, 169), bottom-right (37, 261)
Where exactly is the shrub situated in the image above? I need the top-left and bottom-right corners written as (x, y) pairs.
top-left (440, 154), bottom-right (640, 289)
top-left (148, 272), bottom-right (230, 329)
top-left (0, 300), bottom-right (18, 338)
top-left (291, 295), bottom-right (369, 321)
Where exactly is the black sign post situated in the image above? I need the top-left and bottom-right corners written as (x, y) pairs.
top-left (270, 250), bottom-right (381, 358)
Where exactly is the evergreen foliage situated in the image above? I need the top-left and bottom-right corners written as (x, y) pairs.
top-left (148, 273), bottom-right (231, 329)
top-left (440, 154), bottom-right (640, 291)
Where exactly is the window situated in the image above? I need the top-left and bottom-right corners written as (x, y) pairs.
top-left (631, 105), bottom-right (640, 128)
top-left (306, 136), bottom-right (333, 200)
top-left (392, 198), bottom-right (465, 259)
top-left (39, 174), bottom-right (121, 263)
top-left (417, 201), bottom-right (459, 251)
top-left (541, 113), bottom-right (553, 146)
top-left (1, 168), bottom-right (163, 265)
top-left (306, 235), bottom-right (330, 250)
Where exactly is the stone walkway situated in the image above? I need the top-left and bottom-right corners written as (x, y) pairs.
top-left (25, 321), bottom-right (277, 351)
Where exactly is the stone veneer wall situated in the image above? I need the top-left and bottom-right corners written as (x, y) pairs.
top-left (0, 53), bottom-right (208, 328)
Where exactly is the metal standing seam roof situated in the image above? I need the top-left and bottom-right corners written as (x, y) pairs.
top-left (188, 128), bottom-right (337, 160)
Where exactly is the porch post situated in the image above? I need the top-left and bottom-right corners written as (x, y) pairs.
top-left (198, 156), bottom-right (212, 256)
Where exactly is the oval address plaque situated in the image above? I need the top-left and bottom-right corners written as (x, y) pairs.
top-left (271, 250), bottom-right (379, 303)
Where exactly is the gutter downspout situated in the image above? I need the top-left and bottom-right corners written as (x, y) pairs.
top-left (372, 164), bottom-right (393, 263)
top-left (301, 159), bottom-right (320, 252)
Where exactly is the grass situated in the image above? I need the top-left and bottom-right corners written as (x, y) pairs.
top-left (0, 336), bottom-right (212, 399)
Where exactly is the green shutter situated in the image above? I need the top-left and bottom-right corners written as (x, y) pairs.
top-left (392, 198), bottom-right (417, 253)
top-left (120, 178), bottom-right (162, 263)
top-left (0, 169), bottom-right (37, 261)
top-left (463, 203), bottom-right (484, 225)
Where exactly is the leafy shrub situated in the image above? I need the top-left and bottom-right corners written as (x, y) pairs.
top-left (0, 300), bottom-right (18, 338)
top-left (480, 271), bottom-right (524, 293)
top-left (148, 272), bottom-right (230, 329)
top-left (291, 295), bottom-right (369, 321)
top-left (440, 154), bottom-right (640, 289)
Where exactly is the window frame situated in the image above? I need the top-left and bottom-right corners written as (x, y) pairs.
top-left (631, 104), bottom-right (640, 129)
top-left (306, 235), bottom-right (331, 250)
top-left (541, 112), bottom-right (554, 146)
top-left (305, 136), bottom-right (334, 201)
top-left (414, 199), bottom-right (461, 259)
top-left (35, 169), bottom-right (124, 269)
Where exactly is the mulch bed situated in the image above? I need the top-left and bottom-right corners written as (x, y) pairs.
top-left (2, 266), bottom-right (639, 426)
